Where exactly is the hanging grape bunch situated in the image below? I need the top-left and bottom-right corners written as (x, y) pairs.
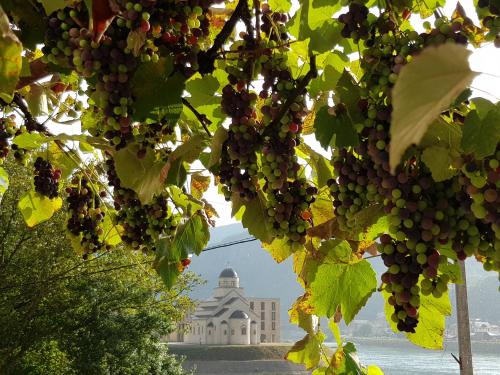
top-left (0, 115), bottom-right (17, 159)
top-left (33, 157), bottom-right (61, 198)
top-left (43, 0), bottom-right (217, 149)
top-left (105, 158), bottom-right (179, 250)
top-left (66, 176), bottom-right (106, 257)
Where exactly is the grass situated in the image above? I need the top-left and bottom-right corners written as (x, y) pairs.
top-left (167, 344), bottom-right (294, 361)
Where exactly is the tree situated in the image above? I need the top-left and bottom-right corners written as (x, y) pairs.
top-left (0, 0), bottom-right (499, 373)
top-left (0, 159), bottom-right (198, 374)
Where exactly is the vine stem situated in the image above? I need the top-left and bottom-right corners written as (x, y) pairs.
top-left (181, 98), bottom-right (212, 137)
top-left (197, 0), bottom-right (251, 74)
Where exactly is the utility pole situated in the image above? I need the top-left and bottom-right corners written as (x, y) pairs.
top-left (454, 260), bottom-right (473, 375)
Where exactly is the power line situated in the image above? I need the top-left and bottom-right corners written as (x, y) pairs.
top-left (201, 237), bottom-right (258, 252)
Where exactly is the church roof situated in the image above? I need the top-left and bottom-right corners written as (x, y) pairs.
top-left (219, 267), bottom-right (238, 278)
top-left (229, 310), bottom-right (249, 319)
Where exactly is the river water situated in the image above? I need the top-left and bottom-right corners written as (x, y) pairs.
top-left (339, 339), bottom-right (500, 375)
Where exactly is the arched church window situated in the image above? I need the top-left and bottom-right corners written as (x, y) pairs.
top-left (241, 327), bottom-right (247, 335)
top-left (231, 329), bottom-right (235, 335)
top-left (208, 330), bottom-right (211, 335)
top-left (224, 330), bottom-right (227, 335)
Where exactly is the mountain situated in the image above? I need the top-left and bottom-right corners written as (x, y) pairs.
top-left (187, 223), bottom-right (500, 341)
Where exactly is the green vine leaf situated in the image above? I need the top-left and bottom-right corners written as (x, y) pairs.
top-left (309, 259), bottom-right (377, 324)
top-left (172, 213), bottom-right (210, 256)
top-left (288, 0), bottom-right (341, 53)
top-left (390, 43), bottom-right (478, 172)
top-left (12, 132), bottom-right (48, 150)
top-left (114, 144), bottom-right (168, 205)
top-left (0, 5), bottom-right (23, 102)
top-left (286, 331), bottom-right (326, 370)
top-left (462, 107), bottom-right (500, 159)
top-left (18, 190), bottom-right (62, 227)
top-left (131, 57), bottom-right (185, 122)
top-left (383, 285), bottom-right (452, 349)
top-left (268, 0), bottom-right (292, 12)
top-left (232, 191), bottom-right (272, 243)
top-left (0, 166), bottom-right (8, 202)
top-left (153, 238), bottom-right (182, 289)
top-left (314, 106), bottom-right (358, 150)
top-left (421, 145), bottom-right (456, 182)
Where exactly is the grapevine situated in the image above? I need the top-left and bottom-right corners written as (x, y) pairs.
top-left (1, 0), bottom-right (499, 373)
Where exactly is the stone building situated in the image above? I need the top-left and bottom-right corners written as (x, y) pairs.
top-left (169, 267), bottom-right (280, 345)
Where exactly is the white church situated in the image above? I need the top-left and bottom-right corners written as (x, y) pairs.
top-left (168, 267), bottom-right (280, 345)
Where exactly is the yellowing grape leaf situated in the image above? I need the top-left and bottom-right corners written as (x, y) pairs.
top-left (263, 237), bottom-right (295, 263)
top-left (383, 286), bottom-right (451, 349)
top-left (0, 6), bottom-right (23, 102)
top-left (37, 0), bottom-right (68, 15)
top-left (286, 331), bottom-right (326, 370)
top-left (114, 144), bottom-right (168, 205)
top-left (190, 173), bottom-right (210, 199)
top-left (100, 214), bottom-right (122, 246)
top-left (390, 44), bottom-right (478, 172)
top-left (208, 126), bottom-right (228, 168)
top-left (18, 190), bottom-right (62, 227)
top-left (0, 166), bottom-right (8, 202)
top-left (309, 259), bottom-right (377, 324)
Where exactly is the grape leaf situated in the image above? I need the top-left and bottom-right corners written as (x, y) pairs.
top-left (269, 0), bottom-right (292, 12)
top-left (263, 237), bottom-right (295, 263)
top-left (0, 166), bottom-right (8, 202)
top-left (114, 144), bottom-right (168, 205)
top-left (232, 191), bottom-right (272, 243)
top-left (288, 0), bottom-right (341, 53)
top-left (190, 173), bottom-right (210, 200)
top-left (12, 132), bottom-right (48, 150)
top-left (186, 73), bottom-right (220, 97)
top-left (462, 107), bottom-right (500, 159)
top-left (421, 145), bottom-right (456, 182)
top-left (286, 331), bottom-right (326, 370)
top-left (154, 238), bottom-right (182, 289)
top-left (172, 213), bottom-right (210, 256)
top-left (132, 57), bottom-right (185, 123)
top-left (0, 6), bottom-right (23, 102)
top-left (310, 192), bottom-right (335, 226)
top-left (390, 44), bottom-right (478, 172)
top-left (208, 126), bottom-right (228, 168)
top-left (36, 0), bottom-right (67, 15)
top-left (18, 190), bottom-right (62, 227)
top-left (309, 259), bottom-right (377, 324)
top-left (309, 51), bottom-right (348, 96)
top-left (383, 286), bottom-right (451, 349)
top-left (100, 214), bottom-right (122, 246)
top-left (314, 106), bottom-right (358, 150)
top-left (417, 0), bottom-right (446, 18)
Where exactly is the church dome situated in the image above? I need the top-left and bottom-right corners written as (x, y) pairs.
top-left (229, 310), bottom-right (249, 319)
top-left (219, 267), bottom-right (238, 278)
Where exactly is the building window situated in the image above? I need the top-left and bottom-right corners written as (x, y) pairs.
top-left (272, 334), bottom-right (275, 342)
top-left (231, 329), bottom-right (235, 335)
top-left (197, 327), bottom-right (200, 335)
top-left (209, 330), bottom-right (211, 335)
top-left (261, 302), bottom-right (265, 310)
top-left (272, 322), bottom-right (276, 330)
top-left (272, 312), bottom-right (276, 320)
top-left (272, 302), bottom-right (276, 311)
top-left (261, 334), bottom-right (266, 342)
top-left (250, 302), bottom-right (254, 310)
top-left (261, 321), bottom-right (265, 330)
top-left (224, 330), bottom-right (227, 335)
top-left (261, 311), bottom-right (265, 320)
top-left (241, 327), bottom-right (247, 335)
top-left (253, 330), bottom-right (256, 335)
